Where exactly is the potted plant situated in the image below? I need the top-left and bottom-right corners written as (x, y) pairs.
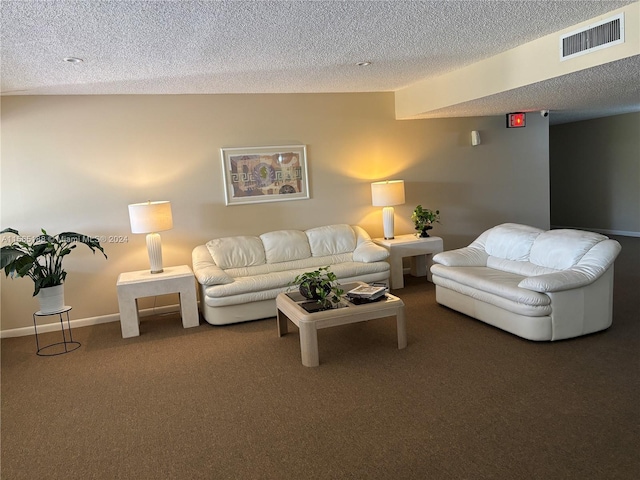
top-left (289, 266), bottom-right (344, 309)
top-left (411, 205), bottom-right (441, 237)
top-left (1, 228), bottom-right (107, 313)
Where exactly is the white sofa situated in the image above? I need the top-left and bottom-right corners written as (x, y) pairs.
top-left (430, 223), bottom-right (621, 341)
top-left (192, 224), bottom-right (390, 325)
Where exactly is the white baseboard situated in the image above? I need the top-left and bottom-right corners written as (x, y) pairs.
top-left (551, 225), bottom-right (640, 238)
top-left (1, 304), bottom-right (183, 339)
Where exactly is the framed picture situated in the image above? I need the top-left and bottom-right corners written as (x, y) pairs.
top-left (220, 145), bottom-right (309, 205)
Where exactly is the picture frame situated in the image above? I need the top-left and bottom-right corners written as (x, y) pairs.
top-left (220, 145), bottom-right (310, 206)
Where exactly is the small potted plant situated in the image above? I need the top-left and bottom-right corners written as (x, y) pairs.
top-left (289, 266), bottom-right (344, 309)
top-left (411, 205), bottom-right (441, 237)
top-left (1, 228), bottom-right (107, 313)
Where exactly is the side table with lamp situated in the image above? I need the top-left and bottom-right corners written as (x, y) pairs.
top-left (116, 201), bottom-right (199, 338)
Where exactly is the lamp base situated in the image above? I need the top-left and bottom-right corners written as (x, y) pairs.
top-left (382, 206), bottom-right (395, 240)
top-left (146, 232), bottom-right (164, 274)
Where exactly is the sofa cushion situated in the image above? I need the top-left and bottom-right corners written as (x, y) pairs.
top-left (206, 236), bottom-right (266, 269)
top-left (486, 257), bottom-right (557, 277)
top-left (485, 223), bottom-right (542, 261)
top-left (204, 260), bottom-right (390, 299)
top-left (430, 264), bottom-right (551, 307)
top-left (433, 275), bottom-right (553, 317)
top-left (224, 253), bottom-right (353, 278)
top-left (529, 229), bottom-right (607, 270)
top-left (260, 230), bottom-right (311, 264)
top-left (306, 224), bottom-right (356, 257)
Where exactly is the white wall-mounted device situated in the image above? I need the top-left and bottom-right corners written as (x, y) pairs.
top-left (471, 130), bottom-right (481, 146)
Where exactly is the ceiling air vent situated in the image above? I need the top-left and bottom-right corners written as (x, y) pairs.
top-left (560, 13), bottom-right (624, 61)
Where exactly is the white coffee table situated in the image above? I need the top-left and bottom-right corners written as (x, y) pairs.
top-left (373, 234), bottom-right (444, 289)
top-left (277, 282), bottom-right (406, 367)
top-left (116, 265), bottom-right (199, 338)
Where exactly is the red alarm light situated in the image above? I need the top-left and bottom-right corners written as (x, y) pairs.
top-left (506, 113), bottom-right (526, 128)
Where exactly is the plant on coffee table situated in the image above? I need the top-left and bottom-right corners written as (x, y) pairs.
top-left (290, 266), bottom-right (344, 308)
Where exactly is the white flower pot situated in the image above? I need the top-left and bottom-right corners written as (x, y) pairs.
top-left (37, 285), bottom-right (65, 314)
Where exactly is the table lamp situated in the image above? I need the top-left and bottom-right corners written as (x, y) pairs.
top-left (371, 180), bottom-right (405, 240)
top-left (128, 201), bottom-right (173, 273)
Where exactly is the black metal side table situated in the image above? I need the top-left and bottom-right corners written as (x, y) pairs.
top-left (32, 306), bottom-right (81, 356)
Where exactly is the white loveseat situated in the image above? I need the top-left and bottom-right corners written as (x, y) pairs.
top-left (430, 223), bottom-right (621, 341)
top-left (192, 224), bottom-right (390, 325)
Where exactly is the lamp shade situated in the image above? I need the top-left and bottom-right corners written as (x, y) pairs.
top-left (128, 201), bottom-right (173, 234)
top-left (371, 180), bottom-right (405, 207)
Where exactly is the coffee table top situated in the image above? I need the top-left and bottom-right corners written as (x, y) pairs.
top-left (277, 281), bottom-right (403, 324)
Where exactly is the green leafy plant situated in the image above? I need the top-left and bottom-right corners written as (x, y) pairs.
top-left (411, 205), bottom-right (441, 233)
top-left (1, 228), bottom-right (107, 296)
top-left (289, 266), bottom-right (344, 308)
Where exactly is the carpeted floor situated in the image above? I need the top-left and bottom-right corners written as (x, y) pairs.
top-left (1, 235), bottom-right (638, 479)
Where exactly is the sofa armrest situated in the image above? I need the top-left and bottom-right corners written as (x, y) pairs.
top-left (518, 268), bottom-right (599, 293)
top-left (352, 225), bottom-right (389, 262)
top-left (519, 239), bottom-right (621, 293)
top-left (432, 247), bottom-right (488, 267)
top-left (192, 245), bottom-right (234, 286)
top-left (353, 240), bottom-right (389, 262)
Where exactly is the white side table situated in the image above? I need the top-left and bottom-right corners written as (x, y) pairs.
top-left (373, 234), bottom-right (444, 289)
top-left (116, 265), bottom-right (199, 338)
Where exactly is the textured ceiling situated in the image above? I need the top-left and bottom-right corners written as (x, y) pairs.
top-left (1, 0), bottom-right (639, 125)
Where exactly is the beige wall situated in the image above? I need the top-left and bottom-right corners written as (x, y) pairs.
top-left (550, 112), bottom-right (640, 235)
top-left (1, 94), bottom-right (550, 331)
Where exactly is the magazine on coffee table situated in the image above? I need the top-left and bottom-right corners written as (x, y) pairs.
top-left (347, 284), bottom-right (386, 300)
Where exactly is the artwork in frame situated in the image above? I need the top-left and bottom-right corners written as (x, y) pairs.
top-left (220, 145), bottom-right (310, 205)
